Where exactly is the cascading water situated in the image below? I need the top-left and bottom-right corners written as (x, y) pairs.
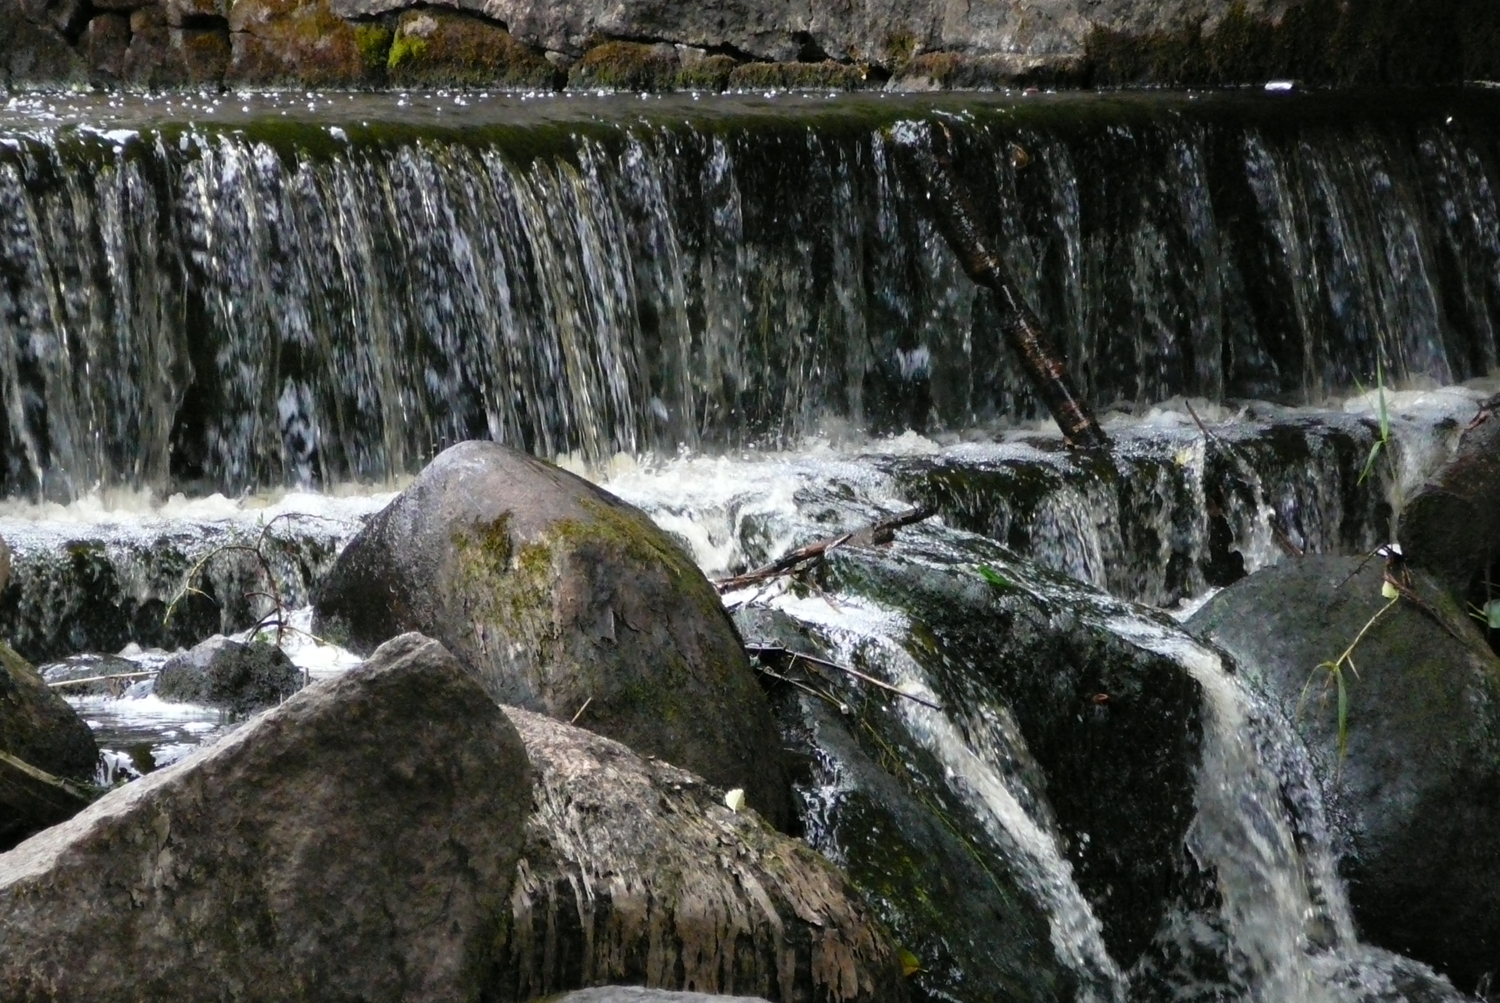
top-left (2, 91), bottom-right (1500, 497)
top-left (2, 89), bottom-right (1496, 1003)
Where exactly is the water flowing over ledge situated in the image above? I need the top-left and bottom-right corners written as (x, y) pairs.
top-left (2, 90), bottom-right (1500, 499)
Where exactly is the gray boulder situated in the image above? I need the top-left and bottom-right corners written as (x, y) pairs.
top-left (39, 652), bottom-right (148, 697)
top-left (0, 641), bottom-right (98, 850)
top-left (313, 440), bottom-right (793, 830)
top-left (155, 633), bottom-right (302, 717)
top-left (0, 534), bottom-right (10, 595)
top-left (493, 706), bottom-right (908, 1003)
top-left (1189, 554), bottom-right (1500, 989)
top-left (0, 632), bottom-right (533, 1003)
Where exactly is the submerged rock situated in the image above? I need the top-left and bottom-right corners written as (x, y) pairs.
top-left (0, 632), bottom-right (532, 1003)
top-left (1189, 554), bottom-right (1500, 990)
top-left (313, 440), bottom-right (793, 830)
top-left (155, 633), bottom-right (302, 716)
top-left (38, 652), bottom-right (144, 697)
top-left (0, 641), bottom-right (98, 850)
top-left (494, 706), bottom-right (907, 1003)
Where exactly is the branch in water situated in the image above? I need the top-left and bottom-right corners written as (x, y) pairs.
top-left (713, 506), bottom-right (934, 593)
top-left (890, 120), bottom-right (1109, 451)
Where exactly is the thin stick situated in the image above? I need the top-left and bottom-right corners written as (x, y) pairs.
top-left (570, 696), bottom-right (593, 724)
top-left (714, 506), bottom-right (934, 593)
top-left (47, 670), bottom-right (154, 689)
top-left (746, 642), bottom-right (942, 710)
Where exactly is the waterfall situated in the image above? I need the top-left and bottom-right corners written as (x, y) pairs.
top-left (2, 92), bottom-right (1499, 499)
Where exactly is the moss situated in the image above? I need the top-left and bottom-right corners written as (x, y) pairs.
top-left (727, 59), bottom-right (873, 91)
top-left (386, 30), bottom-right (428, 72)
top-left (567, 40), bottom-right (680, 92)
top-left (674, 53), bottom-right (737, 91)
top-left (882, 30), bottom-right (919, 72)
top-left (387, 9), bottom-right (560, 89)
top-left (353, 21), bottom-right (393, 75)
top-left (225, 0), bottom-right (376, 87)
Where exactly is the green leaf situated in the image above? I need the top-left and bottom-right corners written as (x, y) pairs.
top-left (898, 947), bottom-right (924, 978)
top-left (1358, 440), bottom-right (1383, 486)
top-left (977, 565), bottom-right (1013, 589)
top-left (1375, 355), bottom-right (1390, 440)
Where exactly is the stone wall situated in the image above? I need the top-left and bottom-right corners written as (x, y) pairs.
top-left (3, 0), bottom-right (1499, 92)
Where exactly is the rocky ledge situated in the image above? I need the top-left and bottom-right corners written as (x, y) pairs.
top-left (4, 0), bottom-right (1499, 92)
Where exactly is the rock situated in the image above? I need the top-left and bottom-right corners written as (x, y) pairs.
top-left (566, 40), bottom-right (679, 90)
top-left (0, 535), bottom-right (8, 595)
top-left (0, 10), bottom-right (86, 88)
top-left (726, 60), bottom-right (873, 91)
top-left (1398, 397), bottom-right (1500, 600)
top-left (1188, 554), bottom-right (1500, 989)
top-left (82, 13), bottom-right (131, 81)
top-left (492, 706), bottom-right (908, 1003)
top-left (39, 652), bottom-right (145, 697)
top-left (312, 440), bottom-right (793, 830)
top-left (0, 641), bottom-right (98, 849)
top-left (226, 0), bottom-right (382, 86)
top-left (741, 609), bottom-right (1071, 1003)
top-left (0, 632), bottom-right (533, 1003)
top-left (155, 634), bottom-right (302, 716)
top-left (388, 9), bottom-right (560, 88)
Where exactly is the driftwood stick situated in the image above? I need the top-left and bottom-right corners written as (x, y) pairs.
top-left (713, 506), bottom-right (934, 593)
top-left (47, 671), bottom-right (155, 689)
top-left (891, 121), bottom-right (1109, 450)
top-left (746, 642), bottom-right (943, 710)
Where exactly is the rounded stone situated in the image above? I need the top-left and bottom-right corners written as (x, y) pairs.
top-left (313, 440), bottom-right (793, 829)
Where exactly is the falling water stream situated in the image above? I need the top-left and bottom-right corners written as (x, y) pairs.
top-left (3, 87), bottom-right (1497, 1002)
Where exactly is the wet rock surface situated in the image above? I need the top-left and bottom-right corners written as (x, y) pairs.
top-left (551, 990), bottom-right (772, 1003)
top-left (494, 705), bottom-right (907, 1003)
top-left (155, 633), bottom-right (302, 716)
top-left (38, 652), bottom-right (145, 697)
top-left (0, 641), bottom-right (98, 849)
top-left (1189, 554), bottom-right (1500, 990)
top-left (0, 632), bottom-right (532, 1003)
top-left (313, 440), bottom-right (794, 830)
top-left (739, 608), bottom-right (1074, 1003)
top-left (5, 0), bottom-right (1498, 89)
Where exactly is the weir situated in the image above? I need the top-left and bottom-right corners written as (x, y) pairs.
top-left (2, 87), bottom-right (1497, 1003)
top-left (2, 90), bottom-right (1498, 498)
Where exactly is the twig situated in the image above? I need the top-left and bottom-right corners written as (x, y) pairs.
top-left (570, 696), bottom-right (593, 724)
top-left (47, 671), bottom-right (154, 689)
top-left (714, 507), bottom-right (935, 593)
top-left (746, 642), bottom-right (943, 710)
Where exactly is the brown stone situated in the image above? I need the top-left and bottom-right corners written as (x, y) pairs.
top-left (494, 707), bottom-right (908, 1003)
top-left (226, 0), bottom-right (378, 86)
top-left (83, 13), bottom-right (131, 79)
top-left (387, 9), bottom-right (560, 88)
top-left (0, 641), bottom-right (97, 850)
top-left (0, 633), bottom-right (533, 1003)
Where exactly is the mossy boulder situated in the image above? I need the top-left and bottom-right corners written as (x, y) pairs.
top-left (566, 40), bottom-right (679, 91)
top-left (1189, 554), bottom-right (1500, 989)
top-left (226, 0), bottom-right (379, 86)
top-left (674, 52), bottom-right (736, 90)
top-left (493, 707), bottom-right (907, 1003)
top-left (312, 440), bottom-right (794, 830)
top-left (0, 640), bottom-right (98, 849)
top-left (387, 9), bottom-right (559, 89)
top-left (726, 59), bottom-right (872, 90)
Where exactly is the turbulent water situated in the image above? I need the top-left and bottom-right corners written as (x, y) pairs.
top-left (2, 89), bottom-right (1495, 1003)
top-left (3, 90), bottom-right (1500, 497)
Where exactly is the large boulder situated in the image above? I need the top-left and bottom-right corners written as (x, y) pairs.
top-left (0, 632), bottom-right (532, 1003)
top-left (493, 706), bottom-right (908, 1003)
top-left (313, 440), bottom-right (793, 829)
top-left (1189, 554), bottom-right (1500, 989)
top-left (0, 641), bottom-right (98, 850)
top-left (155, 633), bottom-right (302, 716)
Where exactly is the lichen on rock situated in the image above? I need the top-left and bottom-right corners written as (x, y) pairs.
top-left (387, 9), bottom-right (560, 88)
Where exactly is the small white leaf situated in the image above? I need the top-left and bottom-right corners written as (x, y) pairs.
top-left (724, 788), bottom-right (745, 813)
top-left (1487, 601), bottom-right (1500, 631)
